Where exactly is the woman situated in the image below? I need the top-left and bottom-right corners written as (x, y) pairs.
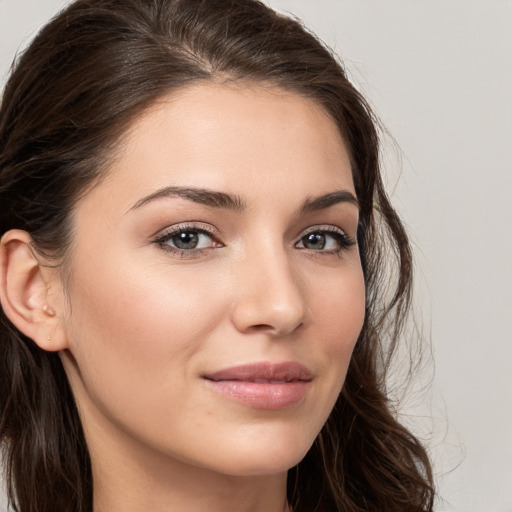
top-left (0, 0), bottom-right (434, 511)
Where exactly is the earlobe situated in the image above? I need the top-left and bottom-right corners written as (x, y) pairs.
top-left (0, 229), bottom-right (68, 351)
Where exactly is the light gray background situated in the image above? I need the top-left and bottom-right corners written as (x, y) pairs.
top-left (1, 1), bottom-right (511, 511)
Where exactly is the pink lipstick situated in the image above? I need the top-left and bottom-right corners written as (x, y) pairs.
top-left (203, 362), bottom-right (312, 410)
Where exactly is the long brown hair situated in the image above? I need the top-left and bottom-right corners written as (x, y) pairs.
top-left (0, 1), bottom-right (434, 510)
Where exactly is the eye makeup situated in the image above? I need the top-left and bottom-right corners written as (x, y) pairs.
top-left (152, 220), bottom-right (356, 260)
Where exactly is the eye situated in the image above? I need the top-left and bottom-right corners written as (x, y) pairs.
top-left (154, 224), bottom-right (222, 256)
top-left (295, 227), bottom-right (355, 253)
top-left (166, 230), bottom-right (211, 250)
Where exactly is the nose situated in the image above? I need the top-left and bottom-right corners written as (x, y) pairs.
top-left (229, 246), bottom-right (308, 337)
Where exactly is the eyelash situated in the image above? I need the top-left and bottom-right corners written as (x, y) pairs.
top-left (296, 226), bottom-right (356, 255)
top-left (154, 224), bottom-right (221, 258)
top-left (153, 223), bottom-right (356, 258)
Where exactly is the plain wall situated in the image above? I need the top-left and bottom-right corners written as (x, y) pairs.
top-left (1, 1), bottom-right (511, 511)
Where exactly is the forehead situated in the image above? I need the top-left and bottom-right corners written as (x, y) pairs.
top-left (80, 83), bottom-right (355, 216)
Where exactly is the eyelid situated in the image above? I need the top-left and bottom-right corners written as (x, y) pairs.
top-left (297, 224), bottom-right (352, 242)
top-left (299, 224), bottom-right (347, 236)
top-left (153, 222), bottom-right (224, 257)
top-left (153, 222), bottom-right (222, 242)
top-left (295, 224), bottom-right (356, 252)
top-left (151, 222), bottom-right (355, 259)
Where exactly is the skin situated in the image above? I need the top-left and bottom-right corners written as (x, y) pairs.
top-left (1, 83), bottom-right (365, 512)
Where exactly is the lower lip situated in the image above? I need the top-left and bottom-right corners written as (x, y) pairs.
top-left (204, 380), bottom-right (310, 410)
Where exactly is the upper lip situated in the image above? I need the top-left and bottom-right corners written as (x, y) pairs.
top-left (203, 362), bottom-right (312, 383)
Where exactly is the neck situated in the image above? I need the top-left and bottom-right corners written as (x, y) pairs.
top-left (93, 464), bottom-right (290, 512)
top-left (86, 417), bottom-right (290, 512)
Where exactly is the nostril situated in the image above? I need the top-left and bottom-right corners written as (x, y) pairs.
top-left (246, 321), bottom-right (304, 336)
top-left (245, 323), bottom-right (273, 334)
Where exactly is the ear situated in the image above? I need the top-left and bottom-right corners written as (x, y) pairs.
top-left (0, 229), bottom-right (68, 351)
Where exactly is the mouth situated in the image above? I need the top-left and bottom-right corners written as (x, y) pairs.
top-left (202, 362), bottom-right (312, 410)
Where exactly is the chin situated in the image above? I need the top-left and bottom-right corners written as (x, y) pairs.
top-left (196, 429), bottom-right (316, 477)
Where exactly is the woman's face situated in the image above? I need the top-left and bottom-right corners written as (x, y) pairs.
top-left (58, 83), bottom-right (365, 479)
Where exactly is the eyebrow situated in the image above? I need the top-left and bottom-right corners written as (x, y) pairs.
top-left (129, 186), bottom-right (246, 212)
top-left (299, 190), bottom-right (359, 214)
top-left (128, 186), bottom-right (358, 213)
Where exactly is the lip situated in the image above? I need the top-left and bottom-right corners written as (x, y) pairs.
top-left (202, 362), bottom-right (312, 410)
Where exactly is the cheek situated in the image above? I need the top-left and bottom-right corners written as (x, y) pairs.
top-left (63, 251), bottom-right (230, 401)
top-left (314, 262), bottom-right (366, 352)
top-left (311, 260), bottom-right (366, 405)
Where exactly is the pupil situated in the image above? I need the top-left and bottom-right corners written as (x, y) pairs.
top-left (305, 233), bottom-right (325, 249)
top-left (174, 232), bottom-right (199, 249)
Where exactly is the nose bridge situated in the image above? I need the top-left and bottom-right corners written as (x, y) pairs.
top-left (230, 237), bottom-right (307, 336)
